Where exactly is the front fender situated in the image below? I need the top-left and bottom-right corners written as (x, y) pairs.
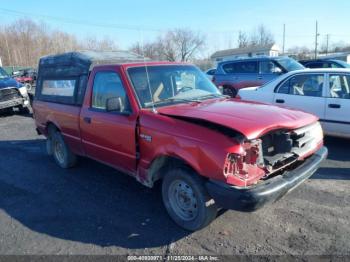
top-left (137, 111), bottom-right (243, 185)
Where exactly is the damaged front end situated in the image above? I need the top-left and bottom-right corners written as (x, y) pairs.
top-left (223, 122), bottom-right (324, 187)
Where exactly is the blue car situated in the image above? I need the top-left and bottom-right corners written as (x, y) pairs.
top-left (0, 67), bottom-right (30, 114)
top-left (300, 59), bottom-right (350, 69)
top-left (213, 56), bottom-right (305, 97)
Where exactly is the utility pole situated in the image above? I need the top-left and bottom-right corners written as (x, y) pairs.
top-left (314, 21), bottom-right (319, 59)
top-left (326, 34), bottom-right (330, 56)
top-left (282, 24), bottom-right (286, 55)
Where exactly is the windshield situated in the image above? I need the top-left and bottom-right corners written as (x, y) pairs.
top-left (274, 57), bottom-right (305, 71)
top-left (128, 65), bottom-right (222, 108)
top-left (0, 67), bottom-right (9, 79)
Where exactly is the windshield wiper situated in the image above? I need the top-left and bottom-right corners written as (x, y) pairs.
top-left (197, 93), bottom-right (230, 100)
top-left (152, 97), bottom-right (202, 106)
top-left (150, 94), bottom-right (228, 107)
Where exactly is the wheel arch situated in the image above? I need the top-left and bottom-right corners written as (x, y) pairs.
top-left (46, 121), bottom-right (61, 135)
top-left (146, 154), bottom-right (203, 186)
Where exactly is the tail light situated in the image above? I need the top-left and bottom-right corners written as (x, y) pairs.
top-left (235, 94), bottom-right (242, 99)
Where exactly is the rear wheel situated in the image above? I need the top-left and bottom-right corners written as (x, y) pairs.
top-left (223, 86), bottom-right (237, 98)
top-left (162, 168), bottom-right (217, 231)
top-left (48, 128), bottom-right (77, 168)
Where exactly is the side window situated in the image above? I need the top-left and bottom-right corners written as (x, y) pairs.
top-left (307, 62), bottom-right (322, 69)
top-left (207, 69), bottom-right (216, 75)
top-left (277, 80), bottom-right (291, 94)
top-left (277, 74), bottom-right (324, 97)
top-left (329, 74), bottom-right (350, 99)
top-left (223, 61), bottom-right (258, 74)
top-left (330, 63), bottom-right (342, 68)
top-left (222, 63), bottom-right (236, 73)
top-left (91, 71), bottom-right (130, 112)
top-left (260, 61), bottom-right (283, 74)
top-left (42, 79), bottom-right (76, 97)
top-left (239, 61), bottom-right (258, 73)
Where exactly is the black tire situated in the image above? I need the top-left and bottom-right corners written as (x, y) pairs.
top-left (28, 93), bottom-right (34, 107)
top-left (223, 87), bottom-right (237, 98)
top-left (49, 128), bottom-right (77, 168)
top-left (1, 107), bottom-right (13, 115)
top-left (46, 126), bottom-right (55, 156)
top-left (162, 167), bottom-right (218, 231)
top-left (18, 105), bottom-right (30, 114)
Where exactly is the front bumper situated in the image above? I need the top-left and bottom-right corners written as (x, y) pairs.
top-left (0, 98), bottom-right (24, 110)
top-left (206, 146), bottom-right (328, 211)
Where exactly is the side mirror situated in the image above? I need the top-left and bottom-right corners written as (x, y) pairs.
top-left (106, 97), bottom-right (122, 112)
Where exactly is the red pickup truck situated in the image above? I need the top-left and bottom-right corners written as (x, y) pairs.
top-left (33, 51), bottom-right (327, 231)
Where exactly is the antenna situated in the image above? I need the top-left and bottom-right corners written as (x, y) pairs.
top-left (139, 29), bottom-right (157, 113)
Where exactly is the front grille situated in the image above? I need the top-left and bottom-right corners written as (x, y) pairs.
top-left (261, 122), bottom-right (321, 169)
top-left (290, 122), bottom-right (322, 156)
top-left (0, 88), bottom-right (21, 102)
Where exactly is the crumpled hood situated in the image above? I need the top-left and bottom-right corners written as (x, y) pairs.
top-left (0, 77), bottom-right (22, 89)
top-left (158, 99), bottom-right (318, 140)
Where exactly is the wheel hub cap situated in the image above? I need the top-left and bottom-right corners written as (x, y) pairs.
top-left (168, 180), bottom-right (198, 221)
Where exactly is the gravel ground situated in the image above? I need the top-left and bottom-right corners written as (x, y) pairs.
top-left (0, 111), bottom-right (349, 256)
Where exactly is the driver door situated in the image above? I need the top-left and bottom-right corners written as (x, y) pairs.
top-left (80, 68), bottom-right (137, 174)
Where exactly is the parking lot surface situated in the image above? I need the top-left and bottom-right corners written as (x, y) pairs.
top-left (0, 112), bottom-right (349, 255)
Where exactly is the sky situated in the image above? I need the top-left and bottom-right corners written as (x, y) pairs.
top-left (0, 0), bottom-right (349, 57)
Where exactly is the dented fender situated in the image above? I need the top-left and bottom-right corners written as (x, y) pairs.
top-left (136, 110), bottom-right (243, 186)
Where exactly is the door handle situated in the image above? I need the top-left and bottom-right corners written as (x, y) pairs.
top-left (257, 75), bottom-right (263, 80)
top-left (83, 117), bottom-right (92, 124)
top-left (276, 99), bottom-right (285, 104)
top-left (328, 104), bottom-right (341, 109)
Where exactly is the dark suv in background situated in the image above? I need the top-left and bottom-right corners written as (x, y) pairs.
top-left (299, 59), bottom-right (350, 69)
top-left (213, 56), bottom-right (305, 97)
top-left (0, 66), bottom-right (30, 114)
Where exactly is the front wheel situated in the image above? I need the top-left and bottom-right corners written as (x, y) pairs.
top-left (162, 168), bottom-right (218, 231)
top-left (18, 105), bottom-right (30, 114)
top-left (25, 83), bottom-right (32, 91)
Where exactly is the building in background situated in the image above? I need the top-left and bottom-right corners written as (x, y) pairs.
top-left (211, 44), bottom-right (280, 64)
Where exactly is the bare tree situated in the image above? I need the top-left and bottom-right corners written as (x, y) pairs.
top-left (249, 24), bottom-right (275, 47)
top-left (129, 28), bottom-right (206, 62)
top-left (237, 30), bottom-right (248, 48)
top-left (158, 32), bottom-right (177, 61)
top-left (0, 18), bottom-right (118, 67)
top-left (82, 36), bottom-right (117, 51)
top-left (167, 29), bottom-right (205, 62)
top-left (130, 41), bottom-right (161, 60)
